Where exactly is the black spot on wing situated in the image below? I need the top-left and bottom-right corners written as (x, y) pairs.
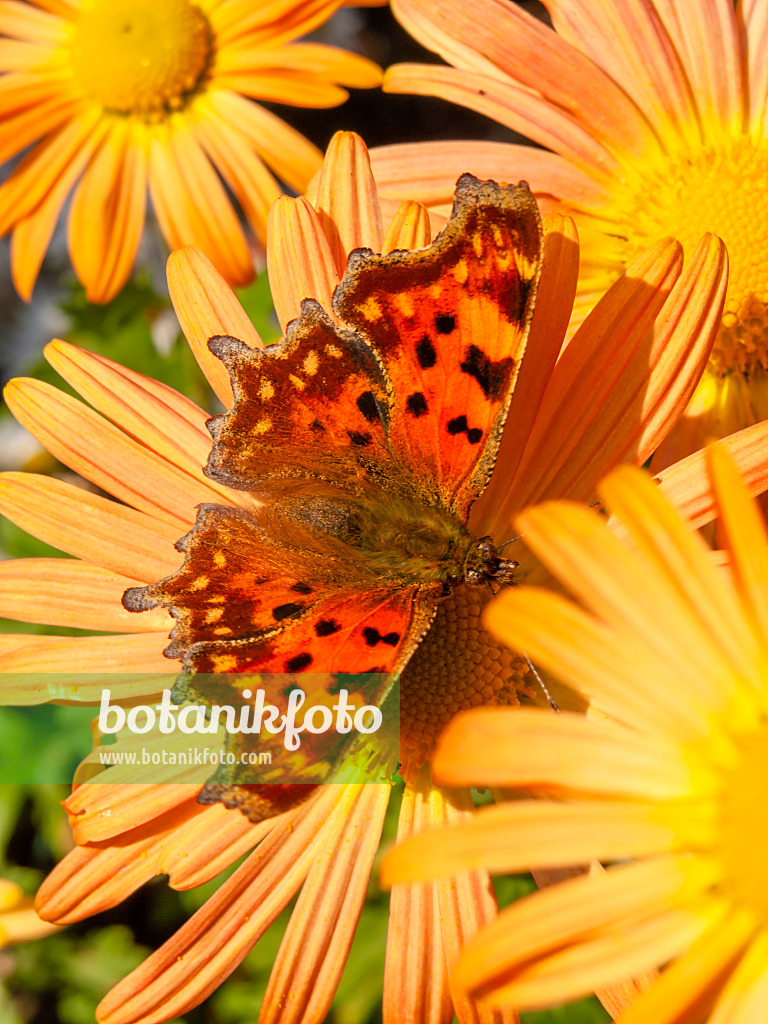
top-left (315, 618), bottom-right (342, 637)
top-left (310, 419), bottom-right (325, 434)
top-left (406, 392), bottom-right (428, 417)
top-left (460, 344), bottom-right (510, 399)
top-left (356, 391), bottom-right (380, 424)
top-left (447, 415), bottom-right (483, 445)
top-left (416, 336), bottom-right (437, 369)
top-left (291, 582), bottom-right (313, 594)
top-left (347, 430), bottom-right (373, 447)
top-left (435, 313), bottom-right (456, 334)
top-left (363, 627), bottom-right (401, 647)
top-left (286, 652), bottom-right (313, 672)
top-left (273, 602), bottom-right (304, 621)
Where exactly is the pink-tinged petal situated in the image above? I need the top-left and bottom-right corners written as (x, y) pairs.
top-left (508, 238), bottom-right (685, 511)
top-left (470, 213), bottom-right (579, 539)
top-left (267, 196), bottom-right (338, 329)
top-left (0, 632), bottom-right (170, 684)
top-left (4, 379), bottom-right (225, 530)
top-left (656, 0), bottom-right (743, 127)
top-left (384, 64), bottom-right (621, 180)
top-left (207, 89), bottom-right (322, 193)
top-left (740, 0), bottom-right (768, 131)
top-left (383, 200), bottom-right (432, 253)
top-left (0, 473), bottom-right (182, 581)
top-left (147, 118), bottom-right (253, 288)
top-left (545, 0), bottom-right (699, 141)
top-left (390, 0), bottom-right (657, 161)
top-left (260, 785), bottom-right (390, 1024)
top-left (96, 787), bottom-right (342, 1024)
top-left (370, 140), bottom-right (609, 210)
top-left (384, 775), bottom-right (453, 1024)
top-left (0, 0), bottom-right (68, 42)
top-left (0, 104), bottom-right (103, 235)
top-left (167, 246), bottom-right (263, 406)
top-left (43, 341), bottom-right (223, 491)
top-left (656, 420), bottom-right (768, 529)
top-left (0, 559), bottom-right (170, 633)
top-left (189, 97), bottom-right (280, 245)
top-left (68, 117), bottom-right (148, 304)
top-left (314, 131), bottom-right (384, 276)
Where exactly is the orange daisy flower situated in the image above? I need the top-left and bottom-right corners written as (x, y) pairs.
top-left (383, 445), bottom-right (768, 1024)
top-left (377, 0), bottom-right (768, 467)
top-left (0, 0), bottom-right (381, 303)
top-left (0, 131), bottom-right (760, 1024)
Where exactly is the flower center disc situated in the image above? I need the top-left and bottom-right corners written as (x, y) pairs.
top-left (618, 138), bottom-right (768, 375)
top-left (70, 0), bottom-right (211, 115)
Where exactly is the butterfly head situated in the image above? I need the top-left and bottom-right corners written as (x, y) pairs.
top-left (463, 535), bottom-right (519, 588)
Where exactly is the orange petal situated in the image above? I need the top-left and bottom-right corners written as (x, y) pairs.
top-left (206, 89), bottom-right (322, 193)
top-left (96, 787), bottom-right (342, 1024)
top-left (260, 785), bottom-right (390, 1024)
top-left (0, 472), bottom-right (182, 581)
top-left (313, 131), bottom-right (384, 277)
top-left (0, 0), bottom-right (68, 42)
top-left (4, 378), bottom-right (223, 530)
top-left (68, 117), bottom-right (148, 303)
top-left (382, 200), bottom-right (431, 253)
top-left (167, 246), bottom-right (263, 405)
top-left (0, 558), bottom-right (170, 633)
top-left (267, 195), bottom-right (338, 329)
top-left (65, 783), bottom-right (201, 844)
top-left (384, 773), bottom-right (453, 1024)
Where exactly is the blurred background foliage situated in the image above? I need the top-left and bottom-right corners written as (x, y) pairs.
top-left (0, 1), bottom-right (610, 1022)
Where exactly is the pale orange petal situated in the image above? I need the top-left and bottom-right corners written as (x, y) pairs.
top-left (0, 0), bottom-right (68, 41)
top-left (210, 0), bottom-right (343, 49)
top-left (0, 632), bottom-right (171, 682)
top-left (96, 787), bottom-right (342, 1024)
top-left (741, 0), bottom-right (768, 131)
top-left (64, 783), bottom-right (201, 844)
top-left (4, 378), bottom-right (223, 530)
top-left (382, 200), bottom-right (431, 254)
top-left (267, 195), bottom-right (338, 329)
top-left (0, 558), bottom-right (170, 633)
top-left (0, 472), bottom-right (182, 581)
top-left (384, 63), bottom-right (620, 180)
top-left (370, 140), bottom-right (609, 210)
top-left (314, 131), bottom-right (384, 277)
top-left (260, 785), bottom-right (390, 1024)
top-left (167, 246), bottom-right (263, 406)
top-left (384, 774), bottom-right (453, 1024)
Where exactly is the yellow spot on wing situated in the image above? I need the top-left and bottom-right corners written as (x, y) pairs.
top-left (303, 350), bottom-right (319, 375)
top-left (190, 576), bottom-right (209, 592)
top-left (259, 380), bottom-right (274, 401)
top-left (326, 344), bottom-right (342, 358)
top-left (395, 292), bottom-right (415, 318)
top-left (359, 296), bottom-right (382, 321)
top-left (453, 260), bottom-right (468, 284)
top-left (254, 417), bottom-right (272, 434)
top-left (213, 655), bottom-right (239, 672)
top-left (213, 551), bottom-right (226, 568)
top-left (289, 374), bottom-right (305, 391)
top-left (205, 608), bottom-right (225, 624)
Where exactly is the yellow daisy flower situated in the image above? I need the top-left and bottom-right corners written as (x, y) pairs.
top-left (0, 0), bottom-right (382, 303)
top-left (0, 131), bottom-right (758, 1023)
top-left (377, 0), bottom-right (768, 467)
top-left (0, 878), bottom-right (59, 945)
top-left (383, 444), bottom-right (768, 1024)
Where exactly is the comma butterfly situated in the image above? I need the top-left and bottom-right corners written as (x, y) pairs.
top-left (124, 175), bottom-right (542, 820)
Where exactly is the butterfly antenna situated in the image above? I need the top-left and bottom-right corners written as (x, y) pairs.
top-left (524, 652), bottom-right (560, 712)
top-left (496, 534), bottom-right (522, 552)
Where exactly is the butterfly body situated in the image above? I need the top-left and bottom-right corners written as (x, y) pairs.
top-left (124, 174), bottom-right (542, 819)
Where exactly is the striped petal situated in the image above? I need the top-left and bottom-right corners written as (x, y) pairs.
top-left (167, 246), bottom-right (263, 406)
top-left (267, 195), bottom-right (338, 329)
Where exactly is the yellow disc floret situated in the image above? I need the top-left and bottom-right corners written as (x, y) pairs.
top-left (616, 136), bottom-right (768, 376)
top-left (70, 0), bottom-right (211, 116)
